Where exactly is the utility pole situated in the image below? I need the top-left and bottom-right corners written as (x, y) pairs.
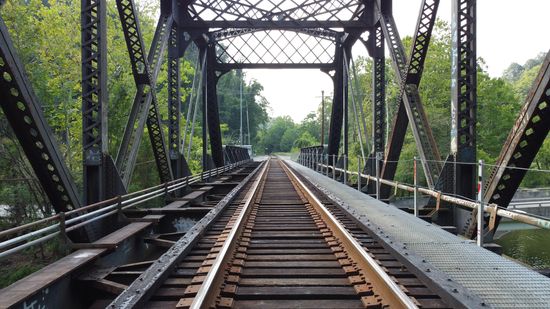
top-left (321, 90), bottom-right (325, 146)
top-left (239, 69), bottom-right (243, 145)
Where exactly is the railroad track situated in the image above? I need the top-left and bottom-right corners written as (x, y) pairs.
top-left (106, 158), bottom-right (450, 308)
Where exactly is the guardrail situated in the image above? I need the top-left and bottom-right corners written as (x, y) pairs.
top-left (509, 198), bottom-right (550, 209)
top-left (296, 152), bottom-right (550, 234)
top-left (0, 160), bottom-right (251, 259)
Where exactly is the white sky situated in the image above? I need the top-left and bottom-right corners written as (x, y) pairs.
top-left (245, 0), bottom-right (550, 122)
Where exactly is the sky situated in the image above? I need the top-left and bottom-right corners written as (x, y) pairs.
top-left (245, 0), bottom-right (550, 122)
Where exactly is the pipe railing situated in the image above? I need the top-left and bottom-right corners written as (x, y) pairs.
top-left (0, 160), bottom-right (251, 259)
top-left (297, 152), bottom-right (550, 232)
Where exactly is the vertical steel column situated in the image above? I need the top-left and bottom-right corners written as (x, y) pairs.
top-left (451, 0), bottom-right (477, 200)
top-left (327, 38), bottom-right (344, 158)
top-left (205, 44), bottom-right (224, 167)
top-left (371, 22), bottom-right (386, 157)
top-left (343, 48), bottom-right (350, 175)
top-left (200, 47), bottom-right (208, 172)
top-left (167, 23), bottom-right (181, 178)
top-left (365, 18), bottom-right (386, 181)
top-left (81, 0), bottom-right (108, 204)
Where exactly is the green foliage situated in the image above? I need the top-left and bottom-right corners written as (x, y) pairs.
top-left (0, 263), bottom-right (41, 288)
top-left (294, 132), bottom-right (317, 149)
top-left (217, 71), bottom-right (269, 146)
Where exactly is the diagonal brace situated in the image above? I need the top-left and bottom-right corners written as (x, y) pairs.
top-left (114, 3), bottom-right (174, 187)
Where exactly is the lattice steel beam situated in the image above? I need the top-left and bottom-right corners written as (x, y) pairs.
top-left (187, 0), bottom-right (363, 26)
top-left (215, 29), bottom-right (336, 65)
top-left (211, 27), bottom-right (338, 41)
top-left (0, 18), bottom-right (81, 212)
top-left (168, 23), bottom-right (182, 177)
top-left (114, 2), bottom-right (173, 186)
top-left (81, 0), bottom-right (111, 204)
top-left (377, 0), bottom-right (441, 196)
top-left (451, 0), bottom-right (477, 199)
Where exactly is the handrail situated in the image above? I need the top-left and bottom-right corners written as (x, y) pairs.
top-left (313, 162), bottom-right (550, 231)
top-left (0, 160), bottom-right (251, 259)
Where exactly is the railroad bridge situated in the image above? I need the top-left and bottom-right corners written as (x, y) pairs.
top-left (0, 0), bottom-right (550, 308)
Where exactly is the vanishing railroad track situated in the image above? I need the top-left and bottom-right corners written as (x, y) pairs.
top-left (105, 158), bottom-right (450, 308)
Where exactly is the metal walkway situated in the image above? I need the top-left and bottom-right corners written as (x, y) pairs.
top-left (286, 160), bottom-right (550, 308)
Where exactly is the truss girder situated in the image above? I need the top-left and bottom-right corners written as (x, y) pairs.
top-left (188, 0), bottom-right (361, 23)
top-left (362, 20), bottom-right (385, 182)
top-left (114, 3), bottom-right (173, 186)
top-left (81, 0), bottom-right (112, 204)
top-left (215, 29), bottom-right (336, 66)
top-left (451, 0), bottom-right (477, 198)
top-left (0, 18), bottom-right (81, 212)
top-left (211, 27), bottom-right (338, 41)
top-left (168, 23), bottom-right (182, 176)
top-left (371, 21), bottom-right (385, 156)
top-left (377, 0), bottom-right (441, 196)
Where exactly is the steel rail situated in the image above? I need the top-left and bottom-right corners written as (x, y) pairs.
top-left (281, 160), bottom-right (418, 309)
top-left (108, 161), bottom-right (265, 308)
top-left (0, 161), bottom-right (250, 259)
top-left (189, 160), bottom-right (270, 309)
top-left (317, 163), bottom-right (550, 231)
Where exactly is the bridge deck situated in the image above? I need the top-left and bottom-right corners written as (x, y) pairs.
top-left (286, 160), bottom-right (550, 308)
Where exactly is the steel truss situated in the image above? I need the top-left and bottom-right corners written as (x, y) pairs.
top-left (81, 0), bottom-right (119, 205)
top-left (450, 0), bottom-right (477, 199)
top-left (377, 0), bottom-right (442, 197)
top-left (362, 3), bottom-right (385, 182)
top-left (3, 0), bottom-right (549, 242)
top-left (186, 0), bottom-right (363, 28)
top-left (167, 22), bottom-right (191, 178)
top-left (115, 0), bottom-right (173, 186)
top-left (214, 29), bottom-right (336, 68)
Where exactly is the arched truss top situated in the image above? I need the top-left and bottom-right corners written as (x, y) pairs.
top-left (186, 0), bottom-right (367, 28)
top-left (214, 29), bottom-right (337, 69)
